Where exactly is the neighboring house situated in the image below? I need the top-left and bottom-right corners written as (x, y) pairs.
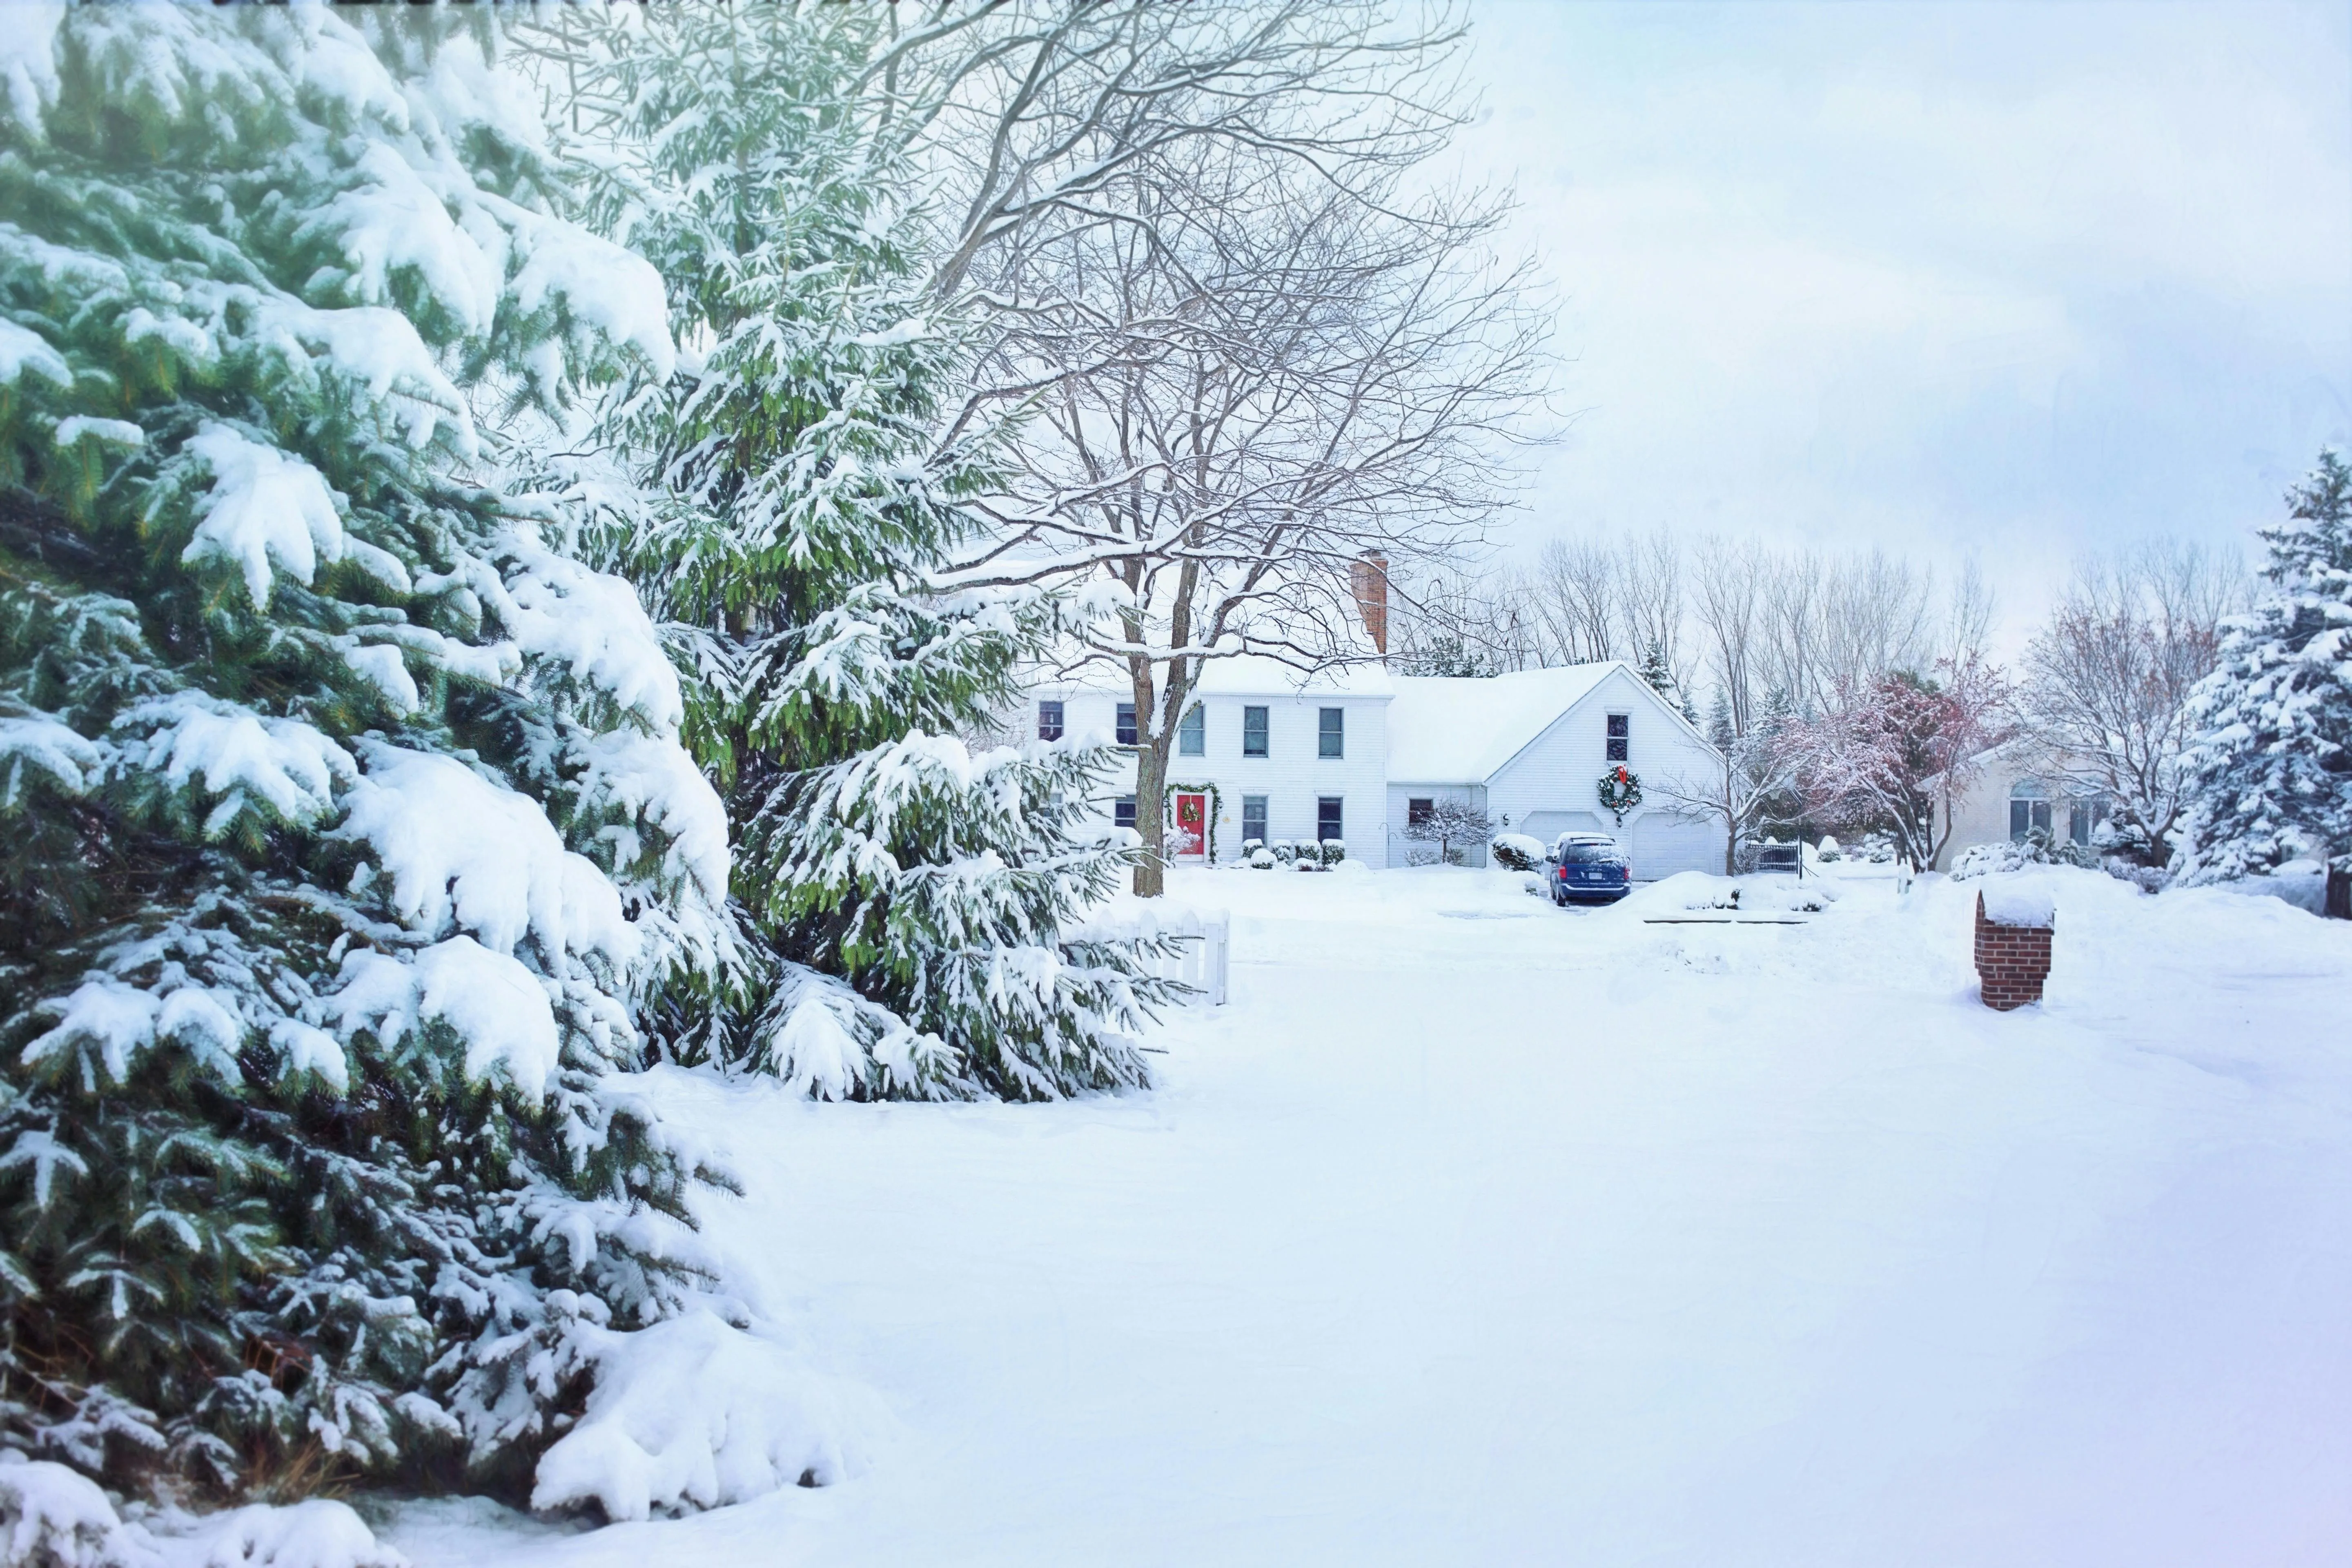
top-left (1934, 738), bottom-right (2116, 869)
top-left (1022, 657), bottom-right (1724, 876)
top-left (1385, 664), bottom-right (1722, 875)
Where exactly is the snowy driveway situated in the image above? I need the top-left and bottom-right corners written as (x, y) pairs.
top-left (389, 867), bottom-right (2352, 1568)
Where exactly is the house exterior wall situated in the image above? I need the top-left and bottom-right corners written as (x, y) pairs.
top-left (1385, 783), bottom-right (1485, 866)
top-left (1934, 742), bottom-right (2113, 870)
top-left (1483, 666), bottom-right (1724, 879)
top-left (1029, 686), bottom-right (1392, 867)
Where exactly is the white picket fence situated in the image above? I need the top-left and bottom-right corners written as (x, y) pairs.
top-left (1075, 903), bottom-right (1229, 1007)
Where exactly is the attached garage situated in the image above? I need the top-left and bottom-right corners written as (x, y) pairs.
top-left (1386, 662), bottom-right (1728, 876)
top-left (1628, 810), bottom-right (1723, 879)
top-left (1518, 809), bottom-right (1607, 845)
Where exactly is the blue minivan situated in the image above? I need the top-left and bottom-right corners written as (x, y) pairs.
top-left (1549, 834), bottom-right (1631, 905)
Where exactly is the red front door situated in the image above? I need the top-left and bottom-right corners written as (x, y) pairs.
top-left (1173, 793), bottom-right (1207, 859)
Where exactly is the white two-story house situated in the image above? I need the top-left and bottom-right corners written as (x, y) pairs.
top-left (1022, 656), bottom-right (1726, 877)
top-left (1026, 656), bottom-right (1394, 864)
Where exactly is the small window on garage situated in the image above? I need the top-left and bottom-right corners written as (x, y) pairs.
top-left (1408, 797), bottom-right (1434, 827)
top-left (1605, 712), bottom-right (1629, 762)
top-left (1038, 699), bottom-right (1064, 741)
top-left (1115, 702), bottom-right (1137, 746)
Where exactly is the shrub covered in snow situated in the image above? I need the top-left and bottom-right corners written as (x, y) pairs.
top-left (0, 5), bottom-right (773, 1510)
top-left (1488, 833), bottom-right (1545, 872)
top-left (1952, 831), bottom-right (2098, 881)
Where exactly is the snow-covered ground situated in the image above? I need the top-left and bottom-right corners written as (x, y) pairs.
top-left (383, 865), bottom-right (2352, 1567)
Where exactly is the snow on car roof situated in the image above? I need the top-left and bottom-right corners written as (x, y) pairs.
top-left (1386, 663), bottom-right (1623, 783)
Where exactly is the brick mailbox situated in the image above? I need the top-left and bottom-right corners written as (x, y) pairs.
top-left (1974, 886), bottom-right (2055, 1011)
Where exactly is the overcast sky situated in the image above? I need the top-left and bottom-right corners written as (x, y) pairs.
top-left (1450, 0), bottom-right (2352, 641)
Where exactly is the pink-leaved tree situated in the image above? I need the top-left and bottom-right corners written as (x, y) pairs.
top-left (1792, 656), bottom-right (2013, 870)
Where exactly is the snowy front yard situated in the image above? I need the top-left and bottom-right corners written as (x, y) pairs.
top-left (386, 867), bottom-right (2352, 1568)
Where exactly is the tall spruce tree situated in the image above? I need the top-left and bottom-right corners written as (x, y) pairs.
top-left (2183, 450), bottom-right (2352, 913)
top-left (536, 6), bottom-right (1169, 1101)
top-left (0, 7), bottom-right (743, 1500)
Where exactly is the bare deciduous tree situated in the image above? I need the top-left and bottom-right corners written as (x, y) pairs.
top-left (1651, 719), bottom-right (1803, 874)
top-left (2022, 540), bottom-right (2248, 864)
top-left (950, 149), bottom-right (1549, 892)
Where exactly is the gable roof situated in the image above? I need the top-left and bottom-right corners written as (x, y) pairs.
top-left (1386, 664), bottom-right (1624, 783)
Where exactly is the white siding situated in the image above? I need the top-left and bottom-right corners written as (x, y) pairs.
top-left (1483, 667), bottom-right (1725, 879)
top-left (1031, 687), bottom-right (1393, 867)
top-left (1385, 783), bottom-right (1485, 866)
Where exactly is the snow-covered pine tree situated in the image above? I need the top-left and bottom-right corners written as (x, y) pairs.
top-left (1638, 640), bottom-right (1679, 707)
top-left (535, 6), bottom-right (1169, 1101)
top-left (0, 7), bottom-right (744, 1501)
top-left (2182, 450), bottom-right (2352, 913)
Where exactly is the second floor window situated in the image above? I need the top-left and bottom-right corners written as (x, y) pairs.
top-left (1038, 700), bottom-right (1064, 742)
top-left (1116, 702), bottom-right (1137, 746)
top-left (1319, 706), bottom-right (1344, 759)
top-left (1178, 702), bottom-right (1205, 756)
top-left (1606, 712), bottom-right (1629, 762)
top-left (1243, 705), bottom-right (1269, 757)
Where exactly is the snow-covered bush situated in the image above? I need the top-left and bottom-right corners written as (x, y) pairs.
top-left (0, 6), bottom-right (765, 1507)
top-left (547, 5), bottom-right (1172, 1098)
top-left (1321, 840), bottom-right (1346, 866)
top-left (1271, 842), bottom-right (1298, 866)
top-left (1815, 836), bottom-right (1843, 862)
top-left (1952, 831), bottom-right (2097, 881)
top-left (1488, 833), bottom-right (1545, 872)
top-left (1403, 800), bottom-right (1491, 866)
top-left (1248, 849), bottom-right (1276, 869)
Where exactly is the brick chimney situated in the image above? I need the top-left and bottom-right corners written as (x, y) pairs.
top-left (1350, 552), bottom-right (1388, 656)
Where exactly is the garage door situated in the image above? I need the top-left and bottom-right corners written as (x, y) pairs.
top-left (1519, 810), bottom-right (1607, 848)
top-left (1628, 811), bottom-right (1722, 879)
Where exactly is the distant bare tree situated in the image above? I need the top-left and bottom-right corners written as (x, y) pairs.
top-left (1530, 537), bottom-right (1622, 664)
top-left (1691, 537), bottom-right (1766, 739)
top-left (2022, 540), bottom-right (2248, 864)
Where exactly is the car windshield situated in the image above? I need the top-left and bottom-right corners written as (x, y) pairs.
top-left (1559, 842), bottom-right (1623, 865)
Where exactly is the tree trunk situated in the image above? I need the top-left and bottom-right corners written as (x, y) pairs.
top-left (2328, 862), bottom-right (2351, 921)
top-left (1133, 736), bottom-right (1169, 897)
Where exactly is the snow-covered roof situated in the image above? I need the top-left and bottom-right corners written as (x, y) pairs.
top-left (1385, 664), bottom-right (1623, 783)
top-left (1033, 653), bottom-right (1394, 699)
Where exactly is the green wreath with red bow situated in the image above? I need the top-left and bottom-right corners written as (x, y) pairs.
top-left (1596, 765), bottom-right (1642, 825)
